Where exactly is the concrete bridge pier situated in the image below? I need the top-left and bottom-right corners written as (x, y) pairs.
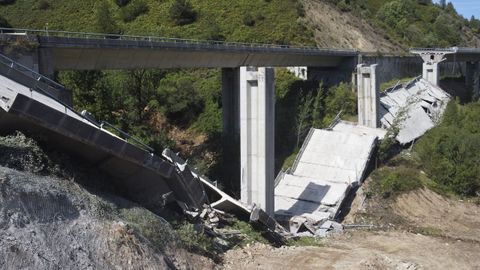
top-left (222, 67), bottom-right (275, 215)
top-left (466, 61), bottom-right (480, 99)
top-left (422, 62), bottom-right (440, 86)
top-left (357, 64), bottom-right (379, 128)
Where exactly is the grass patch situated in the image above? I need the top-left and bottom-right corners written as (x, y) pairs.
top-left (174, 221), bottom-right (216, 256)
top-left (369, 166), bottom-right (423, 199)
top-left (227, 220), bottom-right (269, 246)
top-left (281, 149), bottom-right (299, 171)
top-left (413, 226), bottom-right (444, 238)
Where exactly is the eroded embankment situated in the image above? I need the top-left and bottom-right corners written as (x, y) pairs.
top-left (0, 132), bottom-right (211, 269)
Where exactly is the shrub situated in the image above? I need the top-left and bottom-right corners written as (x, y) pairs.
top-left (370, 166), bottom-right (423, 198)
top-left (243, 13), bottom-right (255, 27)
top-left (415, 101), bottom-right (480, 196)
top-left (337, 0), bottom-right (351, 12)
top-left (120, 1), bottom-right (149, 22)
top-left (169, 0), bottom-right (197, 26)
top-left (116, 0), bottom-right (130, 7)
top-left (0, 0), bottom-right (15, 5)
top-left (295, 1), bottom-right (305, 17)
top-left (37, 0), bottom-right (50, 10)
top-left (0, 15), bottom-right (11, 28)
top-left (95, 1), bottom-right (121, 34)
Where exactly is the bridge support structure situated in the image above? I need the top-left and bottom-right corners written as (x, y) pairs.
top-left (222, 67), bottom-right (275, 215)
top-left (357, 64), bottom-right (379, 128)
top-left (411, 49), bottom-right (456, 86)
top-left (466, 61), bottom-right (480, 99)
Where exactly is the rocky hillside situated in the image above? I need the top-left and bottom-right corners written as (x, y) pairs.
top-left (0, 133), bottom-right (211, 269)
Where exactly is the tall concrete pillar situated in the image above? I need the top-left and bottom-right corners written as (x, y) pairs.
top-left (357, 64), bottom-right (379, 128)
top-left (221, 68), bottom-right (241, 194)
top-left (422, 62), bottom-right (440, 86)
top-left (239, 67), bottom-right (275, 215)
top-left (466, 61), bottom-right (480, 99)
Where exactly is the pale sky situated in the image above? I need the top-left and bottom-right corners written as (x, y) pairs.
top-left (433, 0), bottom-right (480, 19)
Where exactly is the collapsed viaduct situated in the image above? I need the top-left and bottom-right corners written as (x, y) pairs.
top-left (1, 28), bottom-right (479, 215)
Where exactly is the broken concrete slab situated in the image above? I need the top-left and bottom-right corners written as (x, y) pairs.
top-left (379, 77), bottom-right (450, 144)
top-left (275, 125), bottom-right (381, 224)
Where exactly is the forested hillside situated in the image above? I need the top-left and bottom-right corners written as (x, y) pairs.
top-left (0, 0), bottom-right (479, 196)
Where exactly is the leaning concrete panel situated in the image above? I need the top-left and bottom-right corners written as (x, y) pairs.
top-left (379, 78), bottom-right (450, 144)
top-left (0, 65), bottom-right (207, 210)
top-left (275, 126), bottom-right (380, 221)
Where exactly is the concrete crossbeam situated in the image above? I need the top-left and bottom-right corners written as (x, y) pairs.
top-left (357, 64), bottom-right (379, 128)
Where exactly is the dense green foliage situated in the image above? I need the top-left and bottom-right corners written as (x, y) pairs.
top-left (169, 0), bottom-right (197, 26)
top-left (327, 0), bottom-right (474, 47)
top-left (0, 0), bottom-right (313, 44)
top-left (415, 101), bottom-right (480, 196)
top-left (0, 15), bottom-right (10, 28)
top-left (370, 166), bottom-right (423, 198)
top-left (120, 1), bottom-right (149, 23)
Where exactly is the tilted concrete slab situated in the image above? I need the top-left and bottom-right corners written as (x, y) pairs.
top-left (379, 78), bottom-right (450, 144)
top-left (0, 59), bottom-right (207, 210)
top-left (275, 125), bottom-right (381, 222)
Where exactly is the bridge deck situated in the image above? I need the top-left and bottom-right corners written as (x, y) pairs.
top-left (1, 28), bottom-right (358, 69)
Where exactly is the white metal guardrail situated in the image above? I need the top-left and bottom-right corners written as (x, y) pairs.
top-left (0, 53), bottom-right (65, 92)
top-left (0, 53), bottom-right (155, 153)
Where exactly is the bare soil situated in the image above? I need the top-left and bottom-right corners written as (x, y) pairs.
top-left (220, 231), bottom-right (480, 270)
top-left (219, 187), bottom-right (480, 270)
top-left (303, 0), bottom-right (405, 53)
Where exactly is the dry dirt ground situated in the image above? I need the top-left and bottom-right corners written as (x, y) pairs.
top-left (218, 188), bottom-right (480, 270)
top-left (303, 0), bottom-right (404, 53)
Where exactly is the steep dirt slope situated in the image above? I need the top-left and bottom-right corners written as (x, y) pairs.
top-left (394, 188), bottom-right (480, 243)
top-left (304, 0), bottom-right (405, 53)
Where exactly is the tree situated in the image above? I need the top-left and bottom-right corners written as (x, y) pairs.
top-left (0, 15), bottom-right (11, 28)
top-left (0, 0), bottom-right (15, 5)
top-left (295, 91), bottom-right (314, 148)
top-left (376, 0), bottom-right (416, 35)
top-left (439, 0), bottom-right (446, 8)
top-left (433, 13), bottom-right (461, 46)
top-left (94, 1), bottom-right (121, 34)
top-left (116, 0), bottom-right (130, 7)
top-left (169, 0), bottom-right (197, 26)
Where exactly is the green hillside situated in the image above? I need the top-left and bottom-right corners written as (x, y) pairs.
top-left (328, 0), bottom-right (480, 47)
top-left (0, 0), bottom-right (314, 45)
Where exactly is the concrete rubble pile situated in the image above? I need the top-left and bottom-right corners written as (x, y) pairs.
top-left (379, 77), bottom-right (451, 144)
top-left (164, 149), bottom-right (289, 243)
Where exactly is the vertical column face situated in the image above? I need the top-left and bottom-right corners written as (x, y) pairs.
top-left (357, 64), bottom-right (379, 128)
top-left (422, 62), bottom-right (439, 86)
top-left (221, 68), bottom-right (241, 194)
top-left (467, 61), bottom-right (480, 99)
top-left (239, 67), bottom-right (275, 215)
top-left (474, 62), bottom-right (480, 99)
